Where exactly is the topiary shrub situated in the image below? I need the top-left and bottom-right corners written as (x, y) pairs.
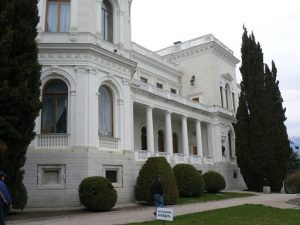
top-left (203, 171), bottom-right (226, 193)
top-left (284, 171), bottom-right (300, 194)
top-left (173, 164), bottom-right (204, 197)
top-left (135, 157), bottom-right (179, 205)
top-left (79, 176), bottom-right (117, 212)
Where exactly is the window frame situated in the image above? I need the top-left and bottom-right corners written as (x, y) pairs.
top-left (45, 0), bottom-right (70, 32)
top-left (41, 79), bottom-right (68, 134)
top-left (156, 83), bottom-right (163, 89)
top-left (172, 133), bottom-right (178, 153)
top-left (141, 126), bottom-right (147, 150)
top-left (158, 130), bottom-right (164, 152)
top-left (101, 0), bottom-right (113, 42)
top-left (98, 85), bottom-right (114, 137)
top-left (37, 164), bottom-right (66, 190)
top-left (140, 77), bottom-right (148, 84)
top-left (103, 165), bottom-right (123, 188)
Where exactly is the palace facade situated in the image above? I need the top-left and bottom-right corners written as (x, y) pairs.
top-left (24, 0), bottom-right (245, 207)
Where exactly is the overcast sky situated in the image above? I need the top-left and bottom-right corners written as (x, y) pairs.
top-left (131, 0), bottom-right (300, 138)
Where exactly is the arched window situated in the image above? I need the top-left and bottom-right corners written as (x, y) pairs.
top-left (172, 133), bottom-right (178, 153)
top-left (46, 0), bottom-right (70, 32)
top-left (225, 84), bottom-right (230, 109)
top-left (99, 86), bottom-right (113, 137)
top-left (158, 130), bottom-right (164, 152)
top-left (101, 0), bottom-right (113, 42)
top-left (42, 79), bottom-right (68, 133)
top-left (228, 132), bottom-right (232, 158)
top-left (141, 126), bottom-right (147, 150)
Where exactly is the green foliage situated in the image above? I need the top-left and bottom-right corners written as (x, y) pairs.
top-left (135, 157), bottom-right (179, 205)
top-left (0, 0), bottom-right (41, 208)
top-left (234, 27), bottom-right (290, 192)
top-left (284, 171), bottom-right (300, 194)
top-left (173, 164), bottom-right (204, 197)
top-left (288, 149), bottom-right (300, 175)
top-left (11, 182), bottom-right (27, 210)
top-left (78, 176), bottom-right (117, 212)
top-left (202, 171), bottom-right (226, 193)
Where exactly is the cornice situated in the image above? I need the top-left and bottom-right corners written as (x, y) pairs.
top-left (164, 42), bottom-right (240, 66)
top-left (38, 43), bottom-right (137, 76)
top-left (131, 50), bottom-right (181, 78)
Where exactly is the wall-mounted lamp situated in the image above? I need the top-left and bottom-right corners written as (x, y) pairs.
top-left (190, 75), bottom-right (195, 86)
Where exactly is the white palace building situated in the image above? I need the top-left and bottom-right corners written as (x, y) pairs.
top-left (24, 0), bottom-right (245, 207)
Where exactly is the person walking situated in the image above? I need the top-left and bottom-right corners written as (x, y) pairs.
top-left (150, 175), bottom-right (164, 216)
top-left (0, 171), bottom-right (12, 225)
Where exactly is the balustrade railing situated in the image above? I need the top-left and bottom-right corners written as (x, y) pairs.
top-left (173, 153), bottom-right (186, 163)
top-left (191, 155), bottom-right (203, 164)
top-left (36, 134), bottom-right (69, 148)
top-left (203, 156), bottom-right (214, 165)
top-left (99, 136), bottom-right (119, 150)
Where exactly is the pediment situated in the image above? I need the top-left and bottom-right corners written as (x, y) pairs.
top-left (221, 73), bottom-right (233, 82)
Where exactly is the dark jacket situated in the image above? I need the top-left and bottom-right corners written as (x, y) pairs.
top-left (0, 181), bottom-right (12, 208)
top-left (150, 178), bottom-right (163, 195)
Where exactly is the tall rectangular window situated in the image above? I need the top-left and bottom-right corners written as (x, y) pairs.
top-left (232, 93), bottom-right (236, 112)
top-left (220, 86), bottom-right (224, 107)
top-left (46, 0), bottom-right (70, 32)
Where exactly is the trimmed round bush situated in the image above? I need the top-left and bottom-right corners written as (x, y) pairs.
top-left (173, 164), bottom-right (204, 197)
top-left (203, 171), bottom-right (226, 193)
top-left (284, 171), bottom-right (300, 194)
top-left (79, 176), bottom-right (117, 212)
top-left (135, 157), bottom-right (179, 205)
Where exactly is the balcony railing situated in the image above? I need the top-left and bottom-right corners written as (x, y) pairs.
top-left (203, 156), bottom-right (214, 165)
top-left (99, 136), bottom-right (120, 150)
top-left (173, 153), bottom-right (186, 163)
top-left (191, 155), bottom-right (203, 164)
top-left (36, 134), bottom-right (69, 148)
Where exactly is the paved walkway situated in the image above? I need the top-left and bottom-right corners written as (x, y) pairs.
top-left (7, 193), bottom-right (300, 225)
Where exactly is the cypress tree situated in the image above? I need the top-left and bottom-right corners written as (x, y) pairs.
top-left (235, 27), bottom-right (290, 192)
top-left (0, 0), bottom-right (41, 209)
top-left (264, 63), bottom-right (290, 191)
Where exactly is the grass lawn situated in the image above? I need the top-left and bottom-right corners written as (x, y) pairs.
top-left (178, 192), bottom-right (255, 204)
top-left (125, 204), bottom-right (300, 225)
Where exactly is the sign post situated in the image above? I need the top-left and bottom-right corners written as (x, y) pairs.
top-left (156, 207), bottom-right (173, 223)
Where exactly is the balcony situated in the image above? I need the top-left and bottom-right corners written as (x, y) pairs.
top-left (99, 136), bottom-right (120, 150)
top-left (173, 153), bottom-right (186, 163)
top-left (36, 134), bottom-right (69, 148)
top-left (191, 155), bottom-right (203, 164)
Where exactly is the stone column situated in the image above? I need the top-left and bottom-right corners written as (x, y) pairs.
top-left (181, 116), bottom-right (189, 157)
top-left (165, 111), bottom-right (173, 156)
top-left (196, 120), bottom-right (203, 157)
top-left (146, 106), bottom-right (154, 155)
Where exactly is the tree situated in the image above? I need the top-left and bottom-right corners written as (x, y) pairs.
top-left (263, 63), bottom-right (290, 190)
top-left (235, 27), bottom-right (290, 192)
top-left (288, 148), bottom-right (300, 174)
top-left (0, 0), bottom-right (41, 209)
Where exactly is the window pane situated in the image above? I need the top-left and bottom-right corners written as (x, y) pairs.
top-left (106, 170), bottom-right (117, 183)
top-left (56, 96), bottom-right (67, 133)
top-left (42, 169), bottom-right (60, 185)
top-left (47, 2), bottom-right (58, 32)
top-left (60, 2), bottom-right (70, 32)
top-left (101, 0), bottom-right (113, 42)
top-left (99, 86), bottom-right (113, 137)
top-left (44, 80), bottom-right (68, 93)
top-left (42, 96), bottom-right (54, 133)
